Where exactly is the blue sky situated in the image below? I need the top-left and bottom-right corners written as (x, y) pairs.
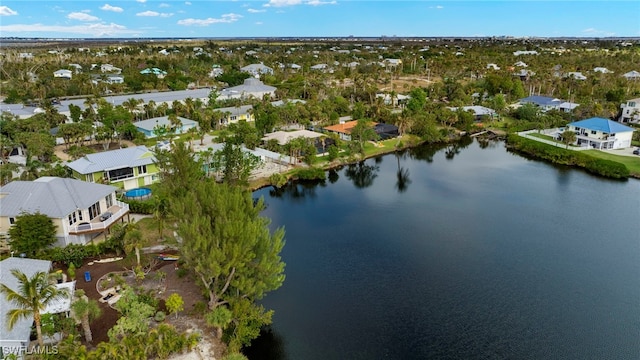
top-left (0, 1), bottom-right (638, 38)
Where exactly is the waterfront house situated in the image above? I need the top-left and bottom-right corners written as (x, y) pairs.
top-left (618, 97), bottom-right (640, 124)
top-left (622, 71), bottom-right (640, 80)
top-left (66, 146), bottom-right (159, 190)
top-left (323, 120), bottom-right (397, 141)
top-left (134, 116), bottom-right (198, 138)
top-left (566, 117), bottom-right (634, 150)
top-left (0, 257), bottom-right (76, 358)
top-left (0, 177), bottom-right (129, 246)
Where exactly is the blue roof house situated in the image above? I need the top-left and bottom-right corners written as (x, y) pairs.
top-left (567, 117), bottom-right (635, 149)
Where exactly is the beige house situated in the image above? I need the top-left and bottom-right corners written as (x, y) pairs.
top-left (0, 177), bottom-right (129, 248)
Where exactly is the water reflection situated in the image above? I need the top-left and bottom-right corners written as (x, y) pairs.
top-left (328, 168), bottom-right (340, 184)
top-left (444, 136), bottom-right (473, 160)
top-left (344, 161), bottom-right (380, 189)
top-left (243, 326), bottom-right (287, 360)
top-left (268, 180), bottom-right (325, 201)
top-left (395, 151), bottom-right (412, 193)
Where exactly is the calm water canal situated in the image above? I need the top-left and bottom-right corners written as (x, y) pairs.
top-left (247, 139), bottom-right (640, 360)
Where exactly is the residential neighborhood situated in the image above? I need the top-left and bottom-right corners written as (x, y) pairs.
top-left (0, 35), bottom-right (639, 360)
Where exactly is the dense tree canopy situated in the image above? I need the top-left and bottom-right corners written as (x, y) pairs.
top-left (8, 211), bottom-right (57, 257)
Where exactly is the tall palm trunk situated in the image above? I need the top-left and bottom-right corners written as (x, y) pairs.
top-left (81, 315), bottom-right (93, 343)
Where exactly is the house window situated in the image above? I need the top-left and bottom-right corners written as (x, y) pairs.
top-left (137, 165), bottom-right (147, 174)
top-left (105, 194), bottom-right (113, 208)
top-left (591, 130), bottom-right (597, 135)
top-left (610, 133), bottom-right (615, 137)
top-left (9, 217), bottom-right (15, 225)
top-left (106, 167), bottom-right (134, 181)
top-left (629, 102), bottom-right (636, 107)
top-left (78, 210), bottom-right (83, 221)
top-left (68, 212), bottom-right (77, 225)
top-left (230, 115), bottom-right (237, 121)
top-left (89, 202), bottom-right (102, 220)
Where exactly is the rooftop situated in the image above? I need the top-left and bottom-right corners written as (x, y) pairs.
top-left (569, 117), bottom-right (635, 133)
top-left (66, 146), bottom-right (155, 175)
top-left (0, 177), bottom-right (118, 218)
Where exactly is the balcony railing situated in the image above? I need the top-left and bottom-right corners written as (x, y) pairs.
top-left (69, 201), bottom-right (130, 234)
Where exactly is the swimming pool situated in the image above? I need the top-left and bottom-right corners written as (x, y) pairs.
top-left (124, 187), bottom-right (152, 200)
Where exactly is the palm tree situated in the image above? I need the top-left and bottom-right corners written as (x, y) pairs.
top-left (124, 221), bottom-right (145, 266)
top-left (71, 294), bottom-right (102, 343)
top-left (0, 270), bottom-right (69, 347)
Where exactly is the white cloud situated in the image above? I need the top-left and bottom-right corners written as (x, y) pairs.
top-left (582, 28), bottom-right (615, 36)
top-left (307, 0), bottom-right (336, 5)
top-left (101, 4), bottom-right (124, 12)
top-left (137, 0), bottom-right (146, 2)
top-left (0, 6), bottom-right (18, 16)
top-left (137, 11), bottom-right (174, 17)
top-left (264, 0), bottom-right (302, 7)
top-left (264, 0), bottom-right (336, 7)
top-left (159, 3), bottom-right (171, 8)
top-left (185, 1), bottom-right (192, 5)
top-left (68, 12), bottom-right (100, 22)
top-left (248, 8), bottom-right (266, 13)
top-left (429, 5), bottom-right (444, 9)
top-left (256, 22), bottom-right (263, 25)
top-left (177, 13), bottom-right (242, 26)
top-left (0, 22), bottom-right (138, 37)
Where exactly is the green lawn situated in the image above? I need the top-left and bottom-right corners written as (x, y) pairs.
top-left (584, 150), bottom-right (640, 176)
top-left (528, 133), bottom-right (556, 142)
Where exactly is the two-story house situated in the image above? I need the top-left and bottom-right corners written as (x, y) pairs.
top-left (0, 177), bottom-right (129, 247)
top-left (618, 97), bottom-right (640, 124)
top-left (66, 146), bottom-right (159, 190)
top-left (566, 117), bottom-right (634, 150)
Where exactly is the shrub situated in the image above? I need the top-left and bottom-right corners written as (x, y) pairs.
top-left (154, 311), bottom-right (166, 322)
top-left (293, 167), bottom-right (325, 180)
top-left (67, 263), bottom-right (76, 280)
top-left (176, 268), bottom-right (188, 278)
top-left (269, 173), bottom-right (288, 188)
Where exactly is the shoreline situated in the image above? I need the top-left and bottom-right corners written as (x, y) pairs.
top-left (248, 134), bottom-right (462, 191)
top-left (249, 130), bottom-right (638, 191)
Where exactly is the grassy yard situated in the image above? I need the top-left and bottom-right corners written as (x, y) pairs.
top-left (136, 217), bottom-right (176, 246)
top-left (528, 133), bottom-right (557, 142)
top-left (584, 150), bottom-right (640, 176)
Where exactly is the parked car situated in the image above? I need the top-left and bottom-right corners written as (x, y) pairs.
top-left (633, 148), bottom-right (640, 155)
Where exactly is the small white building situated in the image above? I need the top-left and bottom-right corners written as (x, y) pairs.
top-left (53, 69), bottom-right (72, 79)
top-left (622, 70), bottom-right (640, 80)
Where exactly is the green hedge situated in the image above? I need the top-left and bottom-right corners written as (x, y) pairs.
top-left (506, 134), bottom-right (630, 179)
top-left (125, 198), bottom-right (157, 214)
